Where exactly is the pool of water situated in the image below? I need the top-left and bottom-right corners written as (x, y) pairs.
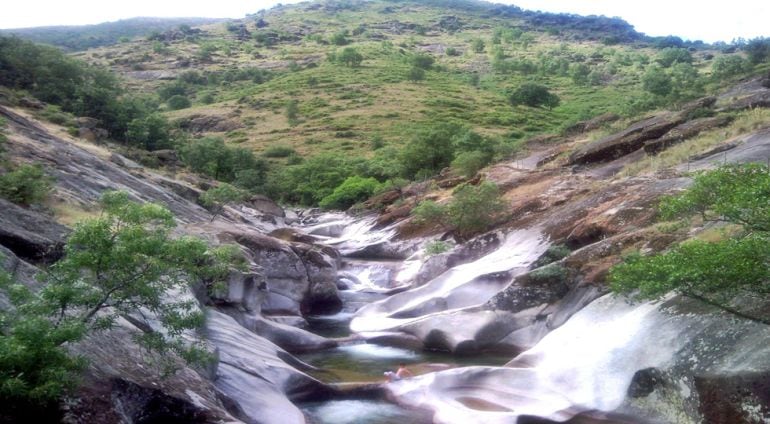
top-left (298, 342), bottom-right (512, 383)
top-left (302, 399), bottom-right (433, 424)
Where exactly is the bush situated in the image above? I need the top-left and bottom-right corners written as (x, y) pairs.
top-left (412, 200), bottom-right (447, 225)
top-left (446, 47), bottom-right (459, 56)
top-left (262, 145), bottom-right (297, 158)
top-left (508, 83), bottom-right (560, 109)
top-left (400, 123), bottom-right (461, 178)
top-left (338, 47), bottom-right (363, 67)
top-left (319, 176), bottom-right (381, 210)
top-left (180, 137), bottom-right (264, 182)
top-left (411, 54), bottom-right (435, 70)
top-left (0, 164), bottom-right (53, 206)
top-left (330, 31), bottom-right (349, 46)
top-left (286, 99), bottom-right (299, 125)
top-left (407, 66), bottom-right (426, 82)
top-left (447, 181), bottom-right (506, 238)
top-left (471, 38), bottom-right (485, 53)
top-left (166, 95), bottom-right (191, 110)
top-left (533, 244), bottom-right (571, 267)
top-left (451, 151), bottom-right (489, 178)
top-left (656, 47), bottom-right (692, 68)
top-left (642, 66), bottom-right (672, 97)
top-left (125, 113), bottom-right (172, 151)
top-left (425, 240), bottom-right (451, 255)
top-left (268, 153), bottom-right (360, 205)
top-left (711, 55), bottom-right (749, 80)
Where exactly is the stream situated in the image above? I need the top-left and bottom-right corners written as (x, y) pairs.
top-left (292, 213), bottom-right (543, 423)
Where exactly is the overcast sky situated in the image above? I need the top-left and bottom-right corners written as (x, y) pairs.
top-left (1, 0), bottom-right (767, 43)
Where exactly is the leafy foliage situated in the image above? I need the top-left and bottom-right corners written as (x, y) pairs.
top-left (337, 47), bottom-right (364, 67)
top-left (200, 183), bottom-right (249, 219)
top-left (425, 240), bottom-right (451, 255)
top-left (508, 83), bottom-right (560, 109)
top-left (319, 176), bottom-right (381, 210)
top-left (610, 164), bottom-right (770, 324)
top-left (0, 164), bottom-right (53, 206)
top-left (180, 137), bottom-right (268, 188)
top-left (0, 192), bottom-right (236, 404)
top-left (412, 181), bottom-right (506, 238)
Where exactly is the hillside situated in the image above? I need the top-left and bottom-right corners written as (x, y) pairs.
top-left (1, 17), bottom-right (225, 51)
top-left (51, 0), bottom-right (768, 208)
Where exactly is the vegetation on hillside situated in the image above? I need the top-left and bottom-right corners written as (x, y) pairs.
top-left (3, 1), bottom-right (770, 210)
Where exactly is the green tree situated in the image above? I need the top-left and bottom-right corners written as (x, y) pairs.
top-left (166, 94), bottom-right (191, 110)
top-left (337, 47), bottom-right (363, 67)
top-left (508, 83), bottom-right (560, 109)
top-left (447, 182), bottom-right (506, 238)
top-left (656, 47), bottom-right (692, 68)
top-left (610, 164), bottom-right (770, 324)
top-left (0, 191), bottom-right (235, 405)
top-left (451, 151), bottom-right (489, 178)
top-left (286, 99), bottom-right (299, 126)
top-left (642, 66), bottom-right (673, 97)
top-left (711, 55), bottom-right (749, 80)
top-left (400, 123), bottom-right (461, 178)
top-left (125, 113), bottom-right (172, 151)
top-left (407, 66), bottom-right (426, 82)
top-left (411, 54), bottom-right (435, 70)
top-left (0, 164), bottom-right (53, 206)
top-left (330, 31), bottom-right (349, 46)
top-left (319, 176), bottom-right (381, 210)
top-left (743, 37), bottom-right (770, 64)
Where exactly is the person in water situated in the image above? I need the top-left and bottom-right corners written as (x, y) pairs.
top-left (384, 363), bottom-right (413, 382)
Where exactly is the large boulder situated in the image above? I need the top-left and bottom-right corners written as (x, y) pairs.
top-left (568, 113), bottom-right (684, 165)
top-left (0, 198), bottom-right (69, 263)
top-left (644, 115), bottom-right (733, 154)
top-left (206, 310), bottom-right (334, 424)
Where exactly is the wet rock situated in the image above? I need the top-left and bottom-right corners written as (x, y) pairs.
top-left (0, 198), bottom-right (69, 263)
top-left (206, 310), bottom-right (334, 424)
top-left (226, 311), bottom-right (337, 353)
top-left (568, 113), bottom-right (684, 165)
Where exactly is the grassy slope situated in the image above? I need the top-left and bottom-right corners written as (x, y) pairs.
top-left (76, 0), bottom-right (739, 167)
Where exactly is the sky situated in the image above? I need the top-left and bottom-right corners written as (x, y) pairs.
top-left (1, 0), bottom-right (767, 43)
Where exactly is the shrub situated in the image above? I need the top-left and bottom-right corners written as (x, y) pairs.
top-left (656, 47), bottom-right (692, 68)
top-left (319, 176), bottom-right (381, 210)
top-left (125, 113), bottom-right (172, 151)
top-left (446, 47), bottom-right (459, 56)
top-left (180, 137), bottom-right (264, 182)
top-left (338, 47), bottom-right (363, 67)
top-left (407, 66), bottom-right (426, 82)
top-left (642, 66), bottom-right (672, 97)
top-left (471, 38), bottom-right (485, 53)
top-left (508, 83), bottom-right (560, 109)
top-left (447, 181), bottom-right (506, 238)
top-left (166, 94), bottom-right (191, 110)
top-left (0, 164), bottom-right (53, 206)
top-left (411, 54), bottom-right (435, 69)
top-left (330, 31), bottom-right (349, 46)
top-left (286, 99), bottom-right (299, 125)
top-left (412, 200), bottom-right (447, 225)
top-left (400, 123), bottom-right (461, 178)
top-left (711, 55), bottom-right (749, 80)
top-left (528, 264), bottom-right (569, 285)
top-left (262, 145), bottom-right (297, 158)
top-left (533, 244), bottom-right (571, 267)
top-left (451, 151), bottom-right (489, 178)
top-left (425, 240), bottom-right (451, 255)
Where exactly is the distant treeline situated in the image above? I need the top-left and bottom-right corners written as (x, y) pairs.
top-left (0, 17), bottom-right (223, 51)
